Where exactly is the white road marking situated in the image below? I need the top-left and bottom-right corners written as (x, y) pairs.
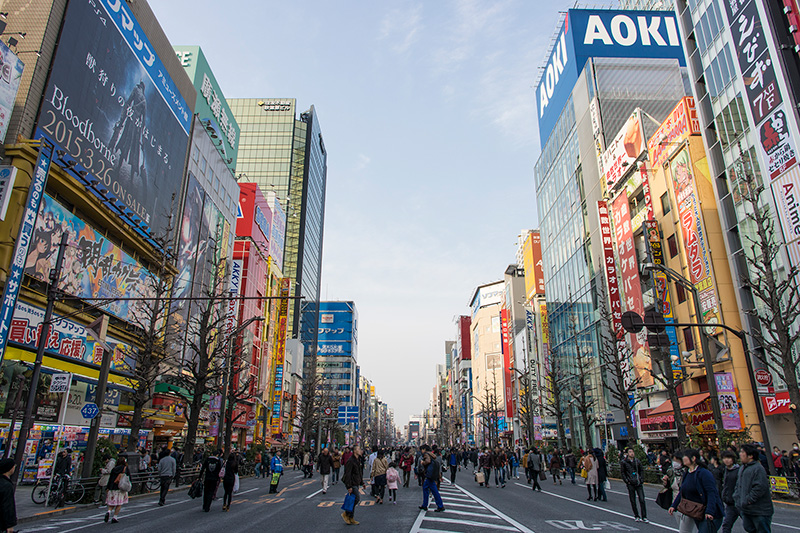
top-left (422, 516), bottom-right (519, 531)
top-left (305, 489), bottom-right (323, 499)
top-left (774, 523), bottom-right (800, 531)
top-left (457, 484), bottom-right (536, 533)
top-left (55, 498), bottom-right (189, 532)
top-left (441, 508), bottom-right (502, 519)
top-left (514, 483), bottom-right (677, 532)
top-left (409, 509), bottom-right (427, 533)
top-left (430, 501), bottom-right (479, 509)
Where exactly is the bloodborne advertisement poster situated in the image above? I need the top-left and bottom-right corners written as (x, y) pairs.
top-left (34, 0), bottom-right (190, 238)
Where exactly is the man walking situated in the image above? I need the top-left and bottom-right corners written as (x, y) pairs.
top-left (721, 450), bottom-right (741, 533)
top-left (157, 448), bottom-right (176, 506)
top-left (317, 447), bottom-right (334, 495)
top-left (342, 445), bottom-right (365, 525)
top-left (733, 444), bottom-right (773, 532)
top-left (0, 459), bottom-right (17, 533)
top-left (529, 449), bottom-right (543, 492)
top-left (418, 445), bottom-right (445, 512)
top-left (564, 449), bottom-right (577, 484)
top-left (621, 448), bottom-right (648, 523)
top-left (269, 450), bottom-right (284, 493)
top-left (199, 449), bottom-right (222, 512)
top-left (492, 445), bottom-right (507, 488)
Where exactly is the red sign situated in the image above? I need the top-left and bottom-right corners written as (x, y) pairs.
top-left (531, 232), bottom-right (545, 296)
top-left (647, 96), bottom-right (700, 168)
top-left (755, 369), bottom-right (773, 387)
top-left (762, 392), bottom-right (792, 415)
top-left (500, 308), bottom-right (513, 419)
top-left (598, 200), bottom-right (633, 389)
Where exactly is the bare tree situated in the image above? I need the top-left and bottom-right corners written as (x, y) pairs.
top-left (740, 170), bottom-right (800, 442)
top-left (542, 358), bottom-right (567, 448)
top-left (221, 340), bottom-right (257, 454)
top-left (569, 354), bottom-right (595, 449)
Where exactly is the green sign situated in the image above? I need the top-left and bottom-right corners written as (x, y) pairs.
top-left (173, 46), bottom-right (240, 173)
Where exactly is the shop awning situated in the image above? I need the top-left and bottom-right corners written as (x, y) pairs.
top-left (648, 393), bottom-right (710, 415)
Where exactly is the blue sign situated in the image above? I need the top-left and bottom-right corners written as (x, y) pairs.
top-left (81, 402), bottom-right (100, 419)
top-left (536, 9), bottom-right (686, 148)
top-left (337, 405), bottom-right (359, 425)
top-left (0, 143), bottom-right (52, 364)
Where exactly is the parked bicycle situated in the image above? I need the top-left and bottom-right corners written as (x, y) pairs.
top-left (31, 474), bottom-right (85, 507)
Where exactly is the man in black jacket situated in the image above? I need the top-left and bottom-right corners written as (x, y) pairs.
top-left (720, 450), bottom-right (740, 533)
top-left (733, 444), bottom-right (773, 532)
top-left (342, 445), bottom-right (364, 525)
top-left (199, 449), bottom-right (222, 512)
top-left (317, 447), bottom-right (334, 495)
top-left (621, 448), bottom-right (648, 523)
top-left (0, 459), bottom-right (17, 533)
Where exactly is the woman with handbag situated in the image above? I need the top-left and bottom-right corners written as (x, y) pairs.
top-left (104, 457), bottom-right (131, 524)
top-left (669, 449), bottom-right (725, 533)
top-left (583, 451), bottom-right (599, 501)
top-left (221, 452), bottom-right (239, 512)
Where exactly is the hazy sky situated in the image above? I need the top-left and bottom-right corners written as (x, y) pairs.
top-left (151, 0), bottom-right (575, 426)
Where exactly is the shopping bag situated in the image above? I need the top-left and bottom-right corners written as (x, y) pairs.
top-left (604, 480), bottom-right (611, 491)
top-left (188, 479), bottom-right (202, 499)
top-left (342, 492), bottom-right (356, 512)
top-left (580, 468), bottom-right (588, 479)
top-left (118, 474), bottom-right (132, 493)
top-left (475, 471), bottom-right (485, 484)
top-left (233, 474), bottom-right (240, 493)
top-left (539, 470), bottom-right (547, 481)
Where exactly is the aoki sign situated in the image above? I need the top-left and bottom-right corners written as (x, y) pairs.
top-left (536, 9), bottom-right (685, 148)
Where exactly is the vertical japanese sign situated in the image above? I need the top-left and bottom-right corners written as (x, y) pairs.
top-left (500, 308), bottom-right (513, 418)
top-left (669, 148), bottom-right (721, 328)
top-left (597, 200), bottom-right (632, 388)
top-left (611, 193), bottom-right (653, 387)
top-left (271, 277), bottom-right (291, 434)
top-left (0, 143), bottom-right (52, 365)
top-left (644, 220), bottom-right (682, 379)
top-left (540, 303), bottom-right (552, 404)
top-left (770, 166), bottom-right (800, 264)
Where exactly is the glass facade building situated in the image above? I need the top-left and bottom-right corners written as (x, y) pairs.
top-left (229, 99), bottom-right (327, 350)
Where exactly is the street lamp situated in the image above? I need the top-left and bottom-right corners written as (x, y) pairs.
top-left (216, 315), bottom-right (265, 449)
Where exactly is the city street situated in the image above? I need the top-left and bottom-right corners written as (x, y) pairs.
top-left (18, 470), bottom-right (800, 533)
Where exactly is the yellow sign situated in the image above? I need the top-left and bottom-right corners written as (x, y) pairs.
top-left (770, 476), bottom-right (790, 494)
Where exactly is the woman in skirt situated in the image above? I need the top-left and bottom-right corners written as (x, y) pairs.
top-left (105, 457), bottom-right (131, 523)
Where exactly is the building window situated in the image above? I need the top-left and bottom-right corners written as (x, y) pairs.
top-left (683, 327), bottom-right (695, 351)
top-left (660, 193), bottom-right (671, 215)
top-left (676, 284), bottom-right (687, 304)
top-left (667, 234), bottom-right (679, 258)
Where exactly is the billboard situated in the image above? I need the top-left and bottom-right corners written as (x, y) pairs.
top-left (269, 194), bottom-right (286, 271)
top-left (35, 0), bottom-right (191, 239)
top-left (470, 282), bottom-right (504, 317)
top-left (648, 97), bottom-right (700, 169)
top-left (500, 308), bottom-right (513, 418)
top-left (30, 194), bottom-right (153, 324)
top-left (771, 166), bottom-right (800, 248)
top-left (669, 148), bottom-right (721, 328)
top-left (174, 46), bottom-right (239, 173)
top-left (236, 183), bottom-right (271, 247)
top-left (537, 9), bottom-right (685, 147)
top-left (523, 231), bottom-right (545, 300)
top-left (601, 109), bottom-right (646, 190)
top-left (0, 39), bottom-right (24, 142)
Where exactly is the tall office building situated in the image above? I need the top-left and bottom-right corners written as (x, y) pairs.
top-left (533, 9), bottom-right (688, 445)
top-left (229, 99), bottom-right (328, 354)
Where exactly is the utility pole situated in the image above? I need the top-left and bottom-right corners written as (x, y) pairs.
top-left (82, 315), bottom-right (110, 479)
top-left (13, 233), bottom-right (67, 486)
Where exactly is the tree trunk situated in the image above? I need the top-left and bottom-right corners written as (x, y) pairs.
top-left (183, 399), bottom-right (202, 460)
top-left (128, 399), bottom-right (144, 452)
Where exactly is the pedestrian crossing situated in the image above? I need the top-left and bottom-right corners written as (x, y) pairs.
top-left (409, 480), bottom-right (535, 533)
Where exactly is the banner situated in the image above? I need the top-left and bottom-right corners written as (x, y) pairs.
top-left (669, 148), bottom-right (721, 328)
top-left (714, 372), bottom-right (743, 430)
top-left (0, 39), bottom-right (24, 142)
top-left (598, 200), bottom-right (632, 388)
top-left (35, 0), bottom-right (190, 239)
top-left (500, 308), bottom-right (513, 418)
top-left (601, 109), bottom-right (646, 190)
top-left (611, 192), bottom-right (653, 387)
top-left (30, 194), bottom-right (153, 324)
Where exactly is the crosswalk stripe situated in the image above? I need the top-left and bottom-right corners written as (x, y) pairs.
top-left (421, 516), bottom-right (519, 531)
top-left (441, 509), bottom-right (502, 519)
top-left (429, 501), bottom-right (477, 509)
top-left (455, 484), bottom-right (535, 533)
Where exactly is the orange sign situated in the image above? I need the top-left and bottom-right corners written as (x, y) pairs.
top-left (648, 97), bottom-right (700, 168)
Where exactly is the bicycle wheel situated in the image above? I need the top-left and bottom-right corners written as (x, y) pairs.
top-left (146, 475), bottom-right (160, 492)
top-left (31, 481), bottom-right (48, 504)
top-left (64, 482), bottom-right (85, 505)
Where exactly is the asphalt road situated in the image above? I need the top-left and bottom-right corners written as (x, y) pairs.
top-left (19, 468), bottom-right (800, 532)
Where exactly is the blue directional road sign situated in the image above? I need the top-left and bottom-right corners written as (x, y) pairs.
top-left (81, 402), bottom-right (99, 419)
top-left (337, 406), bottom-right (359, 426)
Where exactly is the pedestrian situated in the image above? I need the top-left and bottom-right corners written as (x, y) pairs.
top-left (510, 451), bottom-right (519, 479)
top-left (492, 445), bottom-right (507, 488)
top-left (302, 449), bottom-right (313, 478)
top-left (584, 450), bottom-right (599, 502)
top-left (720, 450), bottom-right (741, 533)
top-left (332, 448), bottom-right (342, 485)
top-left (529, 448), bottom-right (543, 492)
top-left (448, 448), bottom-right (459, 485)
top-left (594, 448), bottom-right (608, 502)
top-left (54, 449), bottom-right (71, 478)
top-left (104, 457), bottom-right (131, 524)
top-left (733, 443), bottom-right (774, 533)
top-left (400, 449), bottom-right (414, 488)
top-left (418, 445), bottom-right (445, 512)
top-left (670, 448), bottom-right (724, 533)
top-left (318, 447), bottom-right (334, 495)
top-left (171, 448), bottom-right (183, 487)
top-left (522, 448), bottom-right (530, 483)
top-left (564, 449), bottom-right (577, 485)
top-left (621, 448), bottom-right (646, 521)
top-left (550, 450), bottom-right (563, 485)
top-left (342, 444), bottom-right (365, 525)
top-left (94, 453), bottom-right (116, 505)
top-left (269, 450), bottom-right (284, 493)
top-left (157, 448), bottom-right (176, 506)
top-left (261, 449), bottom-right (271, 479)
top-left (0, 459), bottom-right (17, 533)
top-left (709, 455), bottom-right (724, 494)
top-left (199, 449), bottom-right (223, 512)
top-left (221, 452), bottom-right (238, 512)
top-left (254, 451), bottom-right (262, 479)
top-left (470, 448), bottom-right (478, 470)
top-left (478, 448), bottom-right (492, 488)
top-left (371, 449), bottom-right (388, 504)
top-left (386, 462), bottom-right (400, 504)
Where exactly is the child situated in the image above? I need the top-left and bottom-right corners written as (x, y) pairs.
top-left (386, 462), bottom-right (400, 504)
